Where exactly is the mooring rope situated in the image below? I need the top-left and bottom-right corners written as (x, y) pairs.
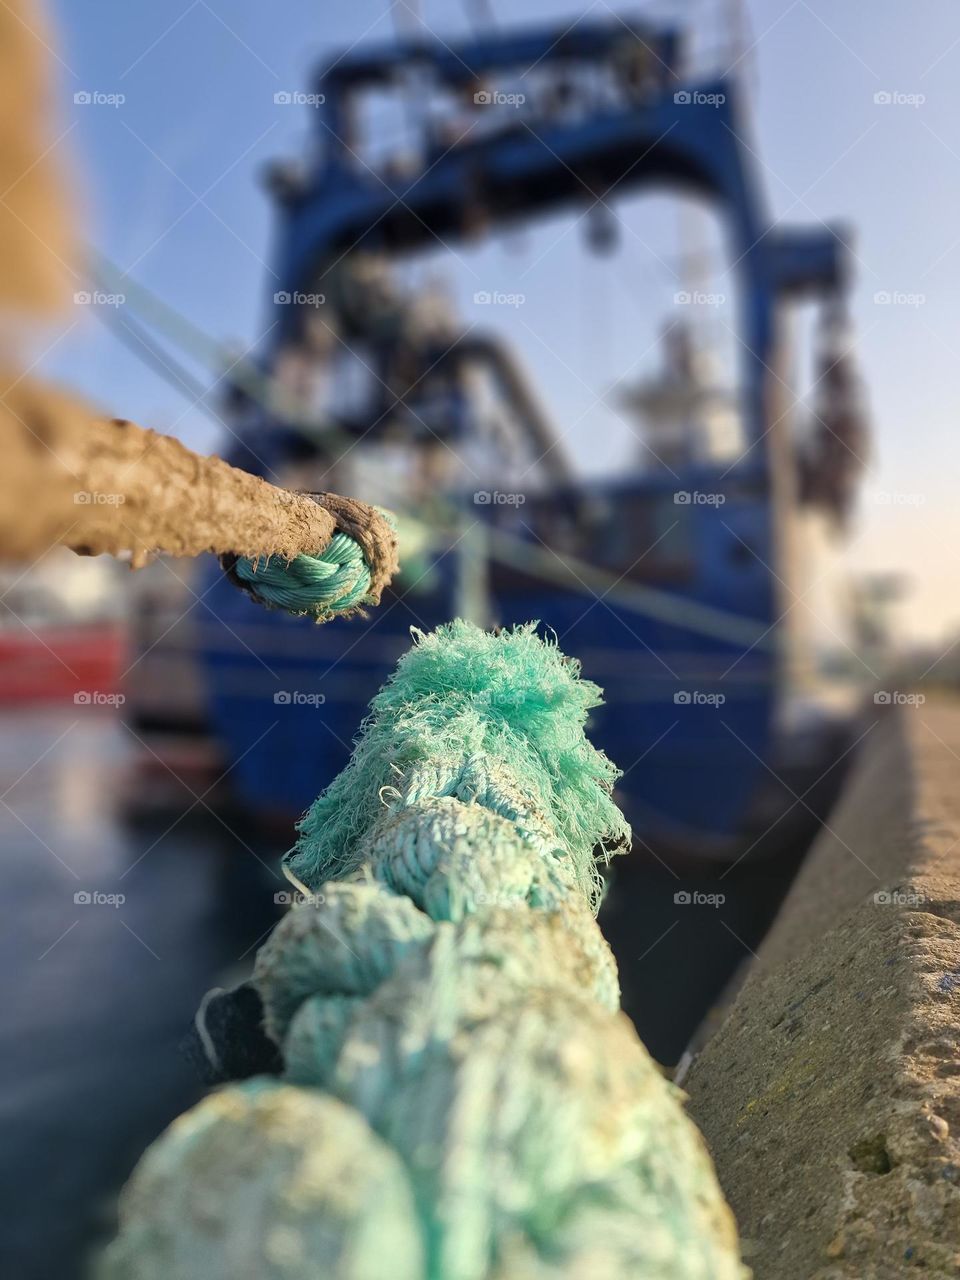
top-left (227, 537), bottom-right (373, 619)
top-left (103, 621), bottom-right (745, 1280)
top-left (224, 533), bottom-right (378, 621)
top-left (220, 500), bottom-right (398, 621)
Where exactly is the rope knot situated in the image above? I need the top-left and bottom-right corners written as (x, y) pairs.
top-left (221, 496), bottom-right (397, 621)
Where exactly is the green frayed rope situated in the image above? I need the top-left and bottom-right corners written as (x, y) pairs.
top-left (103, 622), bottom-right (746, 1280)
top-left (287, 619), bottom-right (631, 909)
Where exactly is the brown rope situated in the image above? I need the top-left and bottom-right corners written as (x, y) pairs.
top-left (0, 378), bottom-right (399, 595)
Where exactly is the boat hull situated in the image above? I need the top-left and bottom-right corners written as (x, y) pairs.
top-left (190, 482), bottom-right (781, 853)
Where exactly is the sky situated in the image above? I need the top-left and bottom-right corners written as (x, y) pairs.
top-left (33, 0), bottom-right (960, 643)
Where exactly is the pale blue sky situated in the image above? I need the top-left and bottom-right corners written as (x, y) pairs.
top-left (36, 0), bottom-right (960, 642)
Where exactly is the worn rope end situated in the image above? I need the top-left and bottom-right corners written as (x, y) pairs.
top-left (222, 498), bottom-right (398, 623)
top-left (287, 619), bottom-right (632, 902)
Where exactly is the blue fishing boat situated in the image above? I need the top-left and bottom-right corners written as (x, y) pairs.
top-left (126, 13), bottom-right (868, 857)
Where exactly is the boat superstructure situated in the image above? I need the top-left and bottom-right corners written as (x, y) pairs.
top-left (125, 11), bottom-right (868, 855)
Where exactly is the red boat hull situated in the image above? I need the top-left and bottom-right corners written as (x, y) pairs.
top-left (0, 623), bottom-right (126, 704)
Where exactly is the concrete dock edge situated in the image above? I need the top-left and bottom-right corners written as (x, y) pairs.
top-left (684, 701), bottom-right (960, 1278)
